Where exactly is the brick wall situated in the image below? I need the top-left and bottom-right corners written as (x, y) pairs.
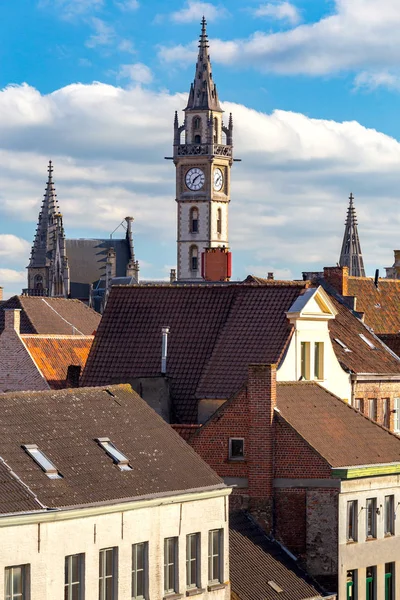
top-left (354, 380), bottom-right (400, 432)
top-left (0, 310), bottom-right (49, 393)
top-left (274, 489), bottom-right (306, 554)
top-left (323, 266), bottom-right (349, 296)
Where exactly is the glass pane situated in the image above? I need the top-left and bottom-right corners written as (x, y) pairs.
top-left (137, 571), bottom-right (144, 597)
top-left (168, 540), bottom-right (174, 563)
top-left (13, 567), bottom-right (22, 594)
top-left (168, 564), bottom-right (175, 590)
top-left (71, 555), bottom-right (80, 583)
top-left (5, 569), bottom-right (11, 596)
top-left (102, 441), bottom-right (128, 464)
top-left (190, 535), bottom-right (197, 557)
top-left (136, 545), bottom-right (144, 570)
top-left (72, 585), bottom-right (80, 600)
top-left (99, 577), bottom-right (104, 599)
top-left (65, 557), bottom-right (69, 585)
top-left (64, 586), bottom-right (69, 600)
top-left (190, 560), bottom-right (197, 585)
top-left (213, 555), bottom-right (219, 580)
top-left (106, 576), bottom-right (113, 600)
top-left (99, 552), bottom-right (104, 577)
top-left (105, 549), bottom-right (113, 576)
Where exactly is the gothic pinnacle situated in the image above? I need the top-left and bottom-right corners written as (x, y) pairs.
top-left (339, 192), bottom-right (365, 277)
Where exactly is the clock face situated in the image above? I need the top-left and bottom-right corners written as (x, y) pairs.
top-left (186, 167), bottom-right (205, 191)
top-left (214, 168), bottom-right (223, 191)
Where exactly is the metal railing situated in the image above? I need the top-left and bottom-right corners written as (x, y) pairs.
top-left (175, 143), bottom-right (232, 157)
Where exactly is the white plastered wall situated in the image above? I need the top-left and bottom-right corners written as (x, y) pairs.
top-left (0, 492), bottom-right (230, 600)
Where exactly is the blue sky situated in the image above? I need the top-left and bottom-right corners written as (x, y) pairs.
top-left (1, 0), bottom-right (400, 296)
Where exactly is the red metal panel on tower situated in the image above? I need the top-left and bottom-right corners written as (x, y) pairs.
top-left (202, 247), bottom-right (231, 281)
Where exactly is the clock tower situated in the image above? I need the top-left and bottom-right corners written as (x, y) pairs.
top-left (173, 17), bottom-right (233, 281)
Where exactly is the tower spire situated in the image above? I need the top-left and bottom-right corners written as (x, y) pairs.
top-left (339, 192), bottom-right (366, 277)
top-left (185, 17), bottom-right (222, 112)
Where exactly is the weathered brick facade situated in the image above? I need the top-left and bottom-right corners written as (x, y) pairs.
top-left (353, 380), bottom-right (400, 431)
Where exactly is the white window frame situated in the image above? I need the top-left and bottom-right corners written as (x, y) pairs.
top-left (164, 537), bottom-right (178, 594)
top-left (385, 495), bottom-right (395, 536)
top-left (347, 500), bottom-right (358, 542)
top-left (22, 444), bottom-right (61, 479)
top-left (300, 342), bottom-right (310, 380)
top-left (394, 398), bottom-right (400, 433)
top-left (99, 547), bottom-right (117, 600)
top-left (186, 533), bottom-right (200, 589)
top-left (208, 529), bottom-right (223, 584)
top-left (96, 438), bottom-right (131, 471)
top-left (5, 565), bottom-right (30, 600)
top-left (132, 542), bottom-right (148, 600)
top-left (366, 498), bottom-right (377, 539)
top-left (314, 342), bottom-right (324, 380)
top-left (65, 554), bottom-right (84, 600)
top-left (383, 398), bottom-right (390, 429)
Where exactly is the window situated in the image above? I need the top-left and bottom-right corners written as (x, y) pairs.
top-left (346, 570), bottom-right (357, 600)
top-left (353, 398), bottom-right (362, 411)
top-left (190, 246), bottom-right (198, 271)
top-left (22, 444), bottom-right (61, 479)
top-left (34, 274), bottom-right (43, 291)
top-left (132, 543), bottom-right (148, 600)
top-left (193, 117), bottom-right (201, 129)
top-left (366, 498), bottom-right (377, 538)
top-left (213, 117), bottom-right (218, 143)
top-left (5, 565), bottom-right (29, 600)
top-left (186, 533), bottom-right (200, 589)
top-left (368, 399), bottom-right (377, 421)
top-left (385, 495), bottom-right (395, 535)
top-left (347, 500), bottom-right (358, 542)
top-left (190, 208), bottom-right (199, 233)
top-left (164, 537), bottom-right (178, 594)
top-left (334, 338), bottom-right (351, 352)
top-left (99, 548), bottom-right (117, 600)
top-left (359, 333), bottom-right (376, 350)
top-left (65, 554), bottom-right (84, 600)
top-left (385, 563), bottom-right (394, 600)
top-left (96, 438), bottom-right (131, 471)
top-left (194, 135), bottom-right (201, 144)
top-left (366, 566), bottom-right (376, 600)
top-left (314, 342), bottom-right (324, 380)
top-left (383, 398), bottom-right (390, 429)
top-left (394, 398), bottom-right (400, 432)
top-left (217, 208), bottom-right (222, 234)
top-left (208, 529), bottom-right (223, 584)
top-left (300, 342), bottom-right (310, 380)
top-left (229, 438), bottom-right (244, 460)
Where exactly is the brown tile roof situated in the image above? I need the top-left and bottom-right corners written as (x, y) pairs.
top-left (21, 335), bottom-right (94, 389)
top-left (0, 384), bottom-right (224, 513)
top-left (346, 277), bottom-right (400, 335)
top-left (0, 296), bottom-right (100, 335)
top-left (229, 511), bottom-right (326, 600)
top-left (0, 459), bottom-right (43, 515)
top-left (245, 275), bottom-right (400, 374)
top-left (82, 284), bottom-right (307, 422)
top-left (277, 382), bottom-right (400, 467)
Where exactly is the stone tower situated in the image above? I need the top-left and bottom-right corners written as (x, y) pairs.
top-left (26, 161), bottom-right (70, 297)
top-left (173, 18), bottom-right (233, 281)
top-left (339, 192), bottom-right (365, 277)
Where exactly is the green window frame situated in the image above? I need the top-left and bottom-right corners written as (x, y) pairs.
top-left (385, 563), bottom-right (394, 600)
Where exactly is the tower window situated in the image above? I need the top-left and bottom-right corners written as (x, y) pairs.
top-left (214, 117), bottom-right (218, 143)
top-left (190, 246), bottom-right (199, 271)
top-left (217, 208), bottom-right (222, 234)
top-left (193, 117), bottom-right (201, 129)
top-left (190, 208), bottom-right (199, 233)
top-left (194, 134), bottom-right (201, 144)
top-left (34, 274), bottom-right (43, 290)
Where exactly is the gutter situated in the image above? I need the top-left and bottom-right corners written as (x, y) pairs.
top-left (332, 462), bottom-right (400, 480)
top-left (0, 485), bottom-right (231, 528)
top-left (351, 373), bottom-right (400, 382)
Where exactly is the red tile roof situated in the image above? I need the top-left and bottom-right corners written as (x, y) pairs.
top-left (22, 335), bottom-right (94, 389)
top-left (82, 283), bottom-right (308, 422)
top-left (0, 384), bottom-right (224, 513)
top-left (0, 296), bottom-right (100, 335)
top-left (346, 277), bottom-right (400, 335)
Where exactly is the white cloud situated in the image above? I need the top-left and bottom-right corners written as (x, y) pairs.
top-left (171, 1), bottom-right (228, 23)
top-left (0, 269), bottom-right (26, 284)
top-left (1, 82), bottom-right (400, 298)
top-left (38, 0), bottom-right (103, 18)
top-left (0, 235), bottom-right (31, 260)
top-left (118, 39), bottom-right (136, 54)
top-left (115, 0), bottom-right (139, 10)
top-left (253, 2), bottom-right (300, 25)
top-left (354, 70), bottom-right (400, 92)
top-left (162, 0), bottom-right (400, 78)
top-left (85, 18), bottom-right (115, 48)
top-left (117, 63), bottom-right (153, 85)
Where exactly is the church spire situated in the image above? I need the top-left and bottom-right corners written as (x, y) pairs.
top-left (339, 192), bottom-right (366, 277)
top-left (185, 17), bottom-right (222, 112)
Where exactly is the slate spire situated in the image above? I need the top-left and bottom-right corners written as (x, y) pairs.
top-left (339, 193), bottom-right (366, 277)
top-left (185, 17), bottom-right (222, 112)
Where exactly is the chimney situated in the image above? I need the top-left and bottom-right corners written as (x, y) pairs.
top-left (66, 365), bottom-right (81, 388)
top-left (201, 247), bottom-right (232, 281)
top-left (170, 269), bottom-right (177, 283)
top-left (247, 363), bottom-right (276, 531)
top-left (0, 287), bottom-right (3, 301)
top-left (374, 269), bottom-right (379, 288)
top-left (161, 326), bottom-right (170, 375)
top-left (267, 272), bottom-right (274, 280)
top-left (4, 309), bottom-right (21, 334)
top-left (323, 266), bottom-right (349, 296)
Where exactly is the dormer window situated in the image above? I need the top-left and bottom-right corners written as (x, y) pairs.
top-left (96, 438), bottom-right (132, 471)
top-left (23, 444), bottom-right (61, 479)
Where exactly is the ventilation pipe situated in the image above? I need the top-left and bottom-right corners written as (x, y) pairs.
top-left (374, 269), bottom-right (379, 288)
top-left (161, 326), bottom-right (170, 375)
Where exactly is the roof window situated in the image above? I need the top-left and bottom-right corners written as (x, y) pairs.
top-left (334, 338), bottom-right (352, 352)
top-left (23, 444), bottom-right (61, 479)
top-left (359, 333), bottom-right (376, 350)
top-left (96, 438), bottom-right (132, 471)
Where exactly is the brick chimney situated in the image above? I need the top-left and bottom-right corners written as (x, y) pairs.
top-left (201, 247), bottom-right (232, 281)
top-left (0, 287), bottom-right (3, 301)
top-left (4, 309), bottom-right (21, 333)
top-left (247, 363), bottom-right (276, 530)
top-left (323, 266), bottom-right (349, 296)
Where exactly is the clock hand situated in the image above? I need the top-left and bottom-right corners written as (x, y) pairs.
top-left (193, 174), bottom-right (201, 183)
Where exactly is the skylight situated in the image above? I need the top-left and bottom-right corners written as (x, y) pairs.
top-left (359, 333), bottom-right (376, 350)
top-left (23, 444), bottom-right (61, 479)
top-left (96, 438), bottom-right (132, 471)
top-left (334, 338), bottom-right (351, 352)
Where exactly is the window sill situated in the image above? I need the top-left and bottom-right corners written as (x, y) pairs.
top-left (346, 539), bottom-right (357, 545)
top-left (366, 536), bottom-right (377, 541)
top-left (186, 588), bottom-right (205, 597)
top-left (228, 457), bottom-right (246, 463)
top-left (385, 532), bottom-right (395, 538)
top-left (207, 583), bottom-right (227, 592)
top-left (163, 594), bottom-right (183, 600)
